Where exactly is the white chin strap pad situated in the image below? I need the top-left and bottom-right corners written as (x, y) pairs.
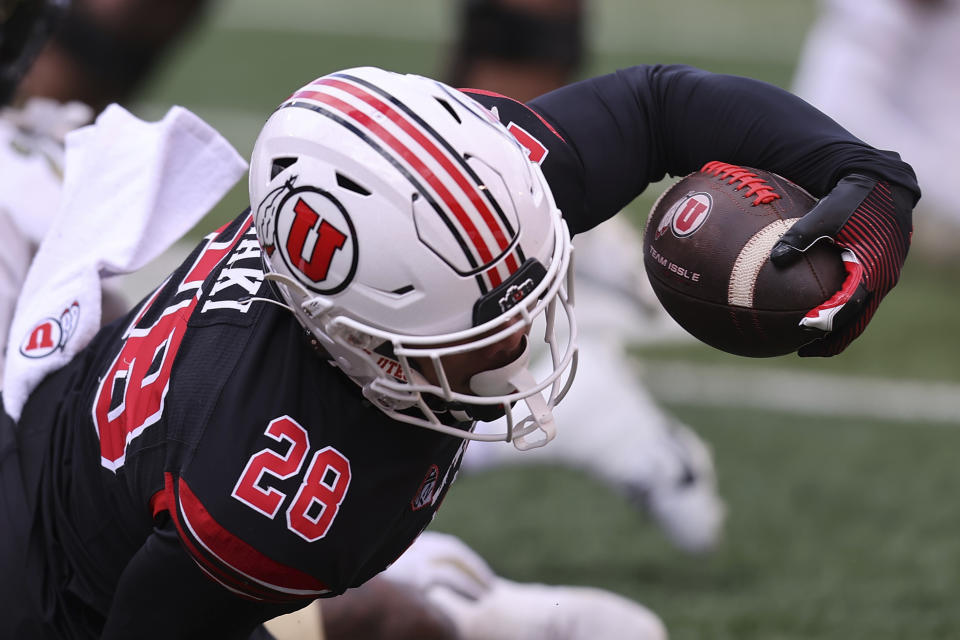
top-left (467, 339), bottom-right (557, 450)
top-left (467, 337), bottom-right (532, 396)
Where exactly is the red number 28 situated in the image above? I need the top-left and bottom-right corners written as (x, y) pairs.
top-left (232, 416), bottom-right (352, 542)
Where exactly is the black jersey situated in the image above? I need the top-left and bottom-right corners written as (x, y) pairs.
top-left (8, 214), bottom-right (467, 639)
top-left (1, 64), bottom-right (918, 640)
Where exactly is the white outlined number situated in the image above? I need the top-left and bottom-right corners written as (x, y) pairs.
top-left (232, 416), bottom-right (351, 541)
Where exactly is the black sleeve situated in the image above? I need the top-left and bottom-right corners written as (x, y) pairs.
top-left (99, 520), bottom-right (303, 640)
top-left (526, 64), bottom-right (920, 234)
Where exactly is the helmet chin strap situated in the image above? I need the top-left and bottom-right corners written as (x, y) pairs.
top-left (467, 338), bottom-right (557, 450)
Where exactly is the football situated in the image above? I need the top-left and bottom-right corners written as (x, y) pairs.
top-left (642, 161), bottom-right (846, 357)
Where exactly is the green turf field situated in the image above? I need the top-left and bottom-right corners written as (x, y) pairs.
top-left (131, 2), bottom-right (960, 637)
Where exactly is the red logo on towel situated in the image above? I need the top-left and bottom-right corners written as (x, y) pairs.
top-left (20, 301), bottom-right (80, 358)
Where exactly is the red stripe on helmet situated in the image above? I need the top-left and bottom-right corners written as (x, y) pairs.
top-left (485, 266), bottom-right (502, 289)
top-left (317, 78), bottom-right (513, 253)
top-left (290, 84), bottom-right (513, 272)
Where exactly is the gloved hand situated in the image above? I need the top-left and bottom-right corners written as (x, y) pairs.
top-left (770, 173), bottom-right (914, 356)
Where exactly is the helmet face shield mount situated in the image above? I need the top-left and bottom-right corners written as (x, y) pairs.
top-left (250, 66), bottom-right (578, 450)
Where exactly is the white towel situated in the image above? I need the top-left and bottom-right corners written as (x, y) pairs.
top-left (3, 104), bottom-right (248, 420)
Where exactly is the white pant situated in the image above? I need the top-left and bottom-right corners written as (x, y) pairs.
top-left (793, 0), bottom-right (960, 236)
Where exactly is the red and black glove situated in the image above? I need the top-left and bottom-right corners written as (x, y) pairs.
top-left (770, 173), bottom-right (914, 356)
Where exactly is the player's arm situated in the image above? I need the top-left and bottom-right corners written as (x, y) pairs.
top-left (99, 520), bottom-right (304, 640)
top-left (527, 64), bottom-right (919, 355)
top-left (526, 63), bottom-right (918, 231)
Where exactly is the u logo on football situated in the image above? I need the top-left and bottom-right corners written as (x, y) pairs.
top-left (668, 192), bottom-right (712, 238)
top-left (274, 186), bottom-right (359, 294)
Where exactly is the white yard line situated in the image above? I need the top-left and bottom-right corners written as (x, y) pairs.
top-left (640, 361), bottom-right (960, 425)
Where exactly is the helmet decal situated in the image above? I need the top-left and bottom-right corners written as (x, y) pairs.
top-left (282, 72), bottom-right (527, 292)
top-left (273, 185), bottom-right (358, 295)
top-left (472, 259), bottom-right (547, 325)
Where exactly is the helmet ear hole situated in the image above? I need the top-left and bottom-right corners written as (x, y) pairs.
top-left (270, 157), bottom-right (297, 179)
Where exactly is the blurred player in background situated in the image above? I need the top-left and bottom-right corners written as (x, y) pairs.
top-left (0, 0), bottom-right (66, 104)
top-left (0, 0), bottom-right (73, 381)
top-left (0, 0), bottom-right (210, 381)
top-left (447, 0), bottom-right (585, 102)
top-left (327, 529), bottom-right (667, 640)
top-left (15, 0), bottom-right (210, 112)
top-left (448, 0), bottom-right (726, 554)
top-left (793, 0), bottom-right (960, 260)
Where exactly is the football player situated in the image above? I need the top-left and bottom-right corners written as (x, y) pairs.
top-left (0, 61), bottom-right (918, 639)
top-left (0, 66), bottom-right (918, 638)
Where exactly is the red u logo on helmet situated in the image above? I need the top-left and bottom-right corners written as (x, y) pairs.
top-left (287, 198), bottom-right (348, 283)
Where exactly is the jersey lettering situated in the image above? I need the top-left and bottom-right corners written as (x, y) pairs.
top-left (210, 267), bottom-right (264, 297)
top-left (201, 231), bottom-right (265, 314)
top-left (233, 416), bottom-right (352, 542)
top-left (92, 218), bottom-right (252, 471)
top-left (507, 122), bottom-right (549, 165)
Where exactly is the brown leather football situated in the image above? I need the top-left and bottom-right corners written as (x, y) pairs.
top-left (642, 161), bottom-right (846, 357)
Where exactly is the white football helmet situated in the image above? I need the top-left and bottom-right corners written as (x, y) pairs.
top-left (249, 67), bottom-right (577, 449)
